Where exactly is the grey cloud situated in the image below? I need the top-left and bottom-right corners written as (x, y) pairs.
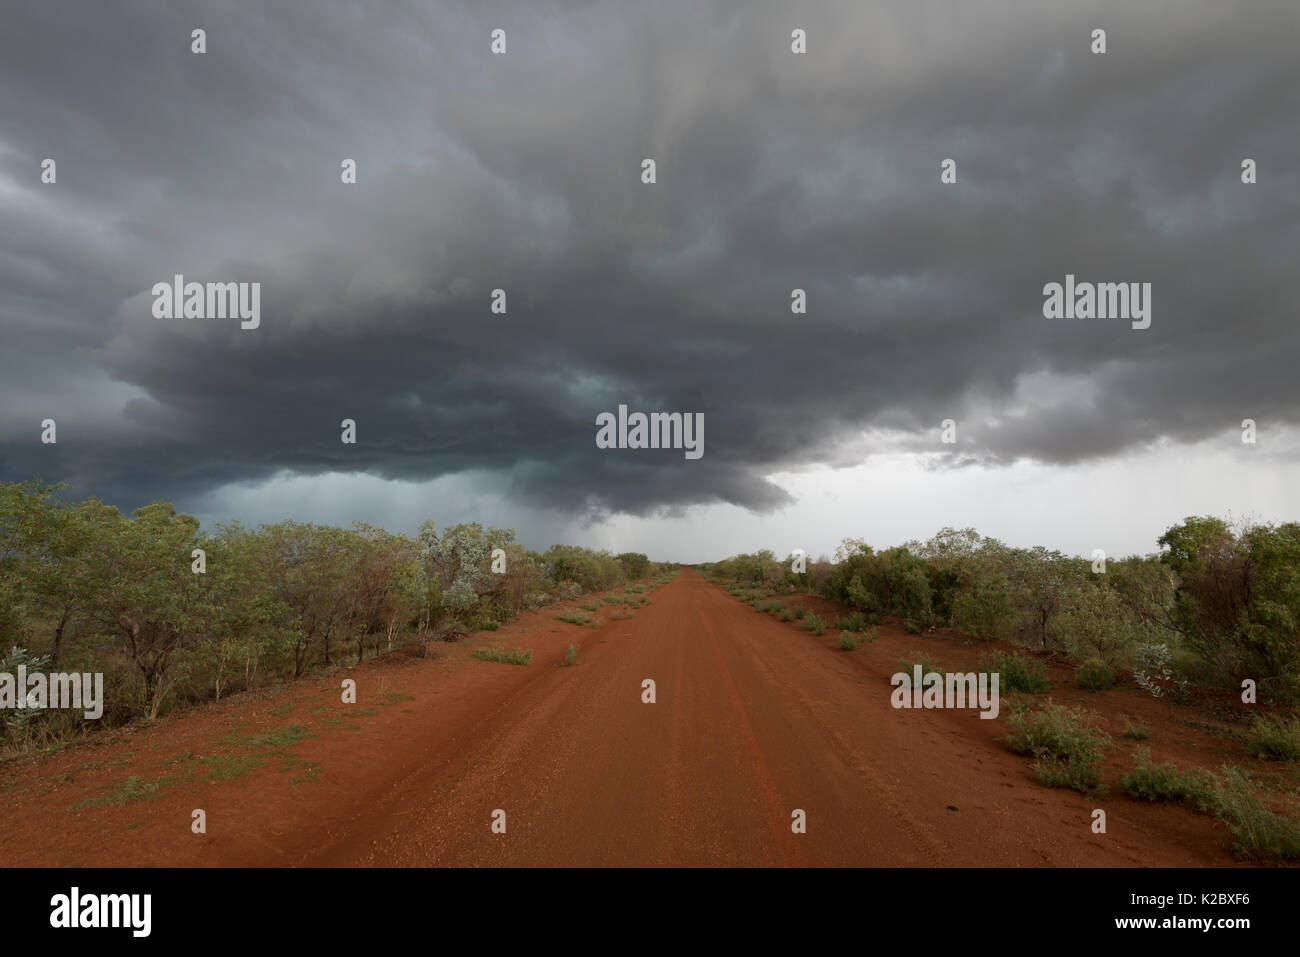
top-left (1, 0), bottom-right (1297, 521)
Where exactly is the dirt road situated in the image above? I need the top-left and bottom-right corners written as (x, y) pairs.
top-left (0, 569), bottom-right (1237, 867)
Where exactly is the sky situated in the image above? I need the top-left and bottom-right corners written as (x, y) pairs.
top-left (2, 0), bottom-right (1297, 563)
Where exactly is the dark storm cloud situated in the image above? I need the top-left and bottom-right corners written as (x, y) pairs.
top-left (1, 0), bottom-right (1297, 517)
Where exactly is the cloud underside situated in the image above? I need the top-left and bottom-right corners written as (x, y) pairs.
top-left (1, 0), bottom-right (1298, 516)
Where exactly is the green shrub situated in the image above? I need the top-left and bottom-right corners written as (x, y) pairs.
top-left (472, 646), bottom-right (533, 666)
top-left (1075, 657), bottom-right (1115, 691)
top-left (950, 572), bottom-right (1014, 641)
top-left (804, 613), bottom-right (826, 635)
top-left (1005, 701), bottom-right (1109, 793)
top-left (905, 620), bottom-right (922, 635)
top-left (764, 600), bottom-right (786, 614)
top-left (556, 611), bottom-right (595, 626)
top-left (839, 631), bottom-right (860, 651)
top-left (981, 650), bottom-right (1052, 693)
top-left (868, 613), bottom-right (881, 626)
top-left (1214, 765), bottom-right (1300, 861)
top-left (835, 611), bottom-right (869, 632)
top-left (1119, 749), bottom-right (1300, 861)
top-left (795, 607), bottom-right (806, 620)
top-left (1246, 714), bottom-right (1300, 761)
top-left (1119, 747), bottom-right (1218, 811)
top-left (562, 644), bottom-right (579, 667)
top-left (896, 653), bottom-right (943, 682)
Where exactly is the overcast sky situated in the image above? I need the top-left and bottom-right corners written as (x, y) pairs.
top-left (2, 0), bottom-right (1297, 562)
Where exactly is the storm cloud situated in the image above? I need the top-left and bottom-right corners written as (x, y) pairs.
top-left (2, 0), bottom-right (1297, 527)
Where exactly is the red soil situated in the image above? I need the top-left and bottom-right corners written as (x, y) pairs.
top-left (0, 569), bottom-right (1283, 867)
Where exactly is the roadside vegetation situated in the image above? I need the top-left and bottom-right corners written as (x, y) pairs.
top-left (472, 646), bottom-right (533, 666)
top-left (701, 516), bottom-right (1300, 704)
top-left (0, 478), bottom-right (677, 752)
top-left (1120, 747), bottom-right (1300, 861)
top-left (703, 518), bottom-right (1300, 859)
top-left (1005, 700), bottom-right (1110, 794)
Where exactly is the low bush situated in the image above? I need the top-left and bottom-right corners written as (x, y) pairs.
top-left (472, 646), bottom-right (533, 666)
top-left (1075, 657), bottom-right (1116, 691)
top-left (981, 650), bottom-right (1052, 693)
top-left (1005, 701), bottom-right (1109, 793)
top-left (1246, 714), bottom-right (1300, 761)
top-left (1118, 747), bottom-right (1218, 811)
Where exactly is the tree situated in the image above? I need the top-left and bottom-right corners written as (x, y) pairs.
top-left (616, 552), bottom-right (650, 579)
top-left (1006, 546), bottom-right (1074, 650)
top-left (421, 521), bottom-right (517, 618)
top-left (83, 502), bottom-right (210, 718)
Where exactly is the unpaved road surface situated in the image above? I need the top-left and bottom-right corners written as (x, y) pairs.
top-left (0, 569), bottom-right (1239, 867)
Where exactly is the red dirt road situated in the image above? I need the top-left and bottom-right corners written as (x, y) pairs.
top-left (0, 569), bottom-right (1245, 867)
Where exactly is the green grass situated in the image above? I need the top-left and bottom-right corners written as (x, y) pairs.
top-left (562, 644), bottom-right (579, 667)
top-left (555, 611), bottom-right (595, 626)
top-left (239, 725), bottom-right (313, 750)
top-left (763, 600), bottom-right (786, 614)
top-left (1119, 748), bottom-right (1300, 861)
top-left (1005, 700), bottom-right (1109, 793)
top-left (981, 650), bottom-right (1052, 694)
top-left (579, 601), bottom-right (601, 612)
top-left (804, 613), bottom-right (826, 635)
top-left (69, 775), bottom-right (166, 811)
top-left (67, 722), bottom-right (317, 812)
top-left (1246, 714), bottom-right (1300, 761)
top-left (1120, 719), bottom-right (1153, 741)
top-left (471, 646), bottom-right (533, 665)
top-left (198, 752), bottom-right (268, 780)
top-left (794, 607), bottom-right (806, 620)
top-left (839, 631), bottom-right (860, 651)
top-left (1214, 765), bottom-right (1300, 861)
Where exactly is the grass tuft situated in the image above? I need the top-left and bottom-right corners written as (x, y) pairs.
top-left (471, 646), bottom-right (533, 665)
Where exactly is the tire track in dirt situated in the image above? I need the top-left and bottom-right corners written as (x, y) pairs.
top-left (1, 569), bottom-right (1244, 867)
top-left (294, 569), bottom-right (1233, 866)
